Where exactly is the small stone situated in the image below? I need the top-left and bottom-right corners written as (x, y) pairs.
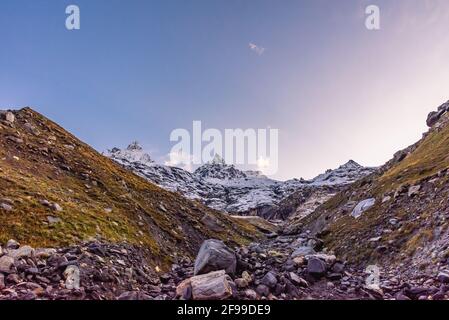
top-left (0, 203), bottom-right (13, 211)
top-left (242, 271), bottom-right (252, 283)
top-left (306, 253), bottom-right (336, 265)
top-left (34, 248), bottom-right (57, 259)
top-left (51, 203), bottom-right (63, 212)
top-left (289, 272), bottom-right (308, 287)
top-left (7, 245), bottom-right (34, 259)
top-left (244, 289), bottom-right (257, 300)
top-left (331, 262), bottom-right (345, 273)
top-left (5, 112), bottom-right (15, 123)
top-left (261, 271), bottom-right (277, 289)
top-left (234, 278), bottom-right (249, 289)
top-left (6, 273), bottom-right (20, 284)
top-left (256, 284), bottom-right (270, 297)
top-left (437, 271), bottom-right (449, 283)
top-left (351, 198), bottom-right (375, 218)
top-left (63, 265), bottom-right (80, 290)
top-left (307, 257), bottom-right (327, 278)
top-left (47, 216), bottom-right (61, 224)
top-left (292, 256), bottom-right (305, 266)
top-left (408, 185), bottom-right (421, 197)
top-left (0, 274), bottom-right (4, 289)
top-left (5, 239), bottom-right (20, 250)
top-left (389, 218), bottom-right (399, 226)
top-left (291, 246), bottom-right (315, 258)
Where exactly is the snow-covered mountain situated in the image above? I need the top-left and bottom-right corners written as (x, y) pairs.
top-left (309, 160), bottom-right (375, 186)
top-left (106, 142), bottom-right (376, 217)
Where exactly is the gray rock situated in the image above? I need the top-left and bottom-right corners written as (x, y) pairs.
top-left (5, 111), bottom-right (15, 123)
top-left (6, 273), bottom-right (20, 284)
top-left (244, 289), bottom-right (257, 300)
top-left (427, 101), bottom-right (449, 127)
top-left (234, 278), bottom-right (249, 289)
top-left (291, 246), bottom-right (315, 258)
top-left (306, 253), bottom-right (336, 265)
top-left (51, 203), bottom-right (63, 212)
top-left (289, 272), bottom-right (308, 287)
top-left (255, 284), bottom-right (270, 297)
top-left (437, 271), bottom-right (449, 283)
top-left (0, 255), bottom-right (15, 273)
top-left (5, 239), bottom-right (20, 250)
top-left (0, 274), bottom-right (4, 289)
top-left (189, 270), bottom-right (233, 300)
top-left (47, 216), bottom-right (61, 224)
top-left (351, 198), bottom-right (375, 218)
top-left (408, 185), bottom-right (421, 197)
top-left (331, 262), bottom-right (345, 273)
top-left (194, 239), bottom-right (236, 276)
top-left (7, 246), bottom-right (34, 259)
top-left (63, 265), bottom-right (80, 290)
top-left (0, 203), bottom-right (13, 211)
top-left (34, 248), bottom-right (57, 259)
top-left (261, 271), bottom-right (277, 289)
top-left (307, 257), bottom-right (327, 278)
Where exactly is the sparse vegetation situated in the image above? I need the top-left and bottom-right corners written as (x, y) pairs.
top-left (0, 108), bottom-right (262, 269)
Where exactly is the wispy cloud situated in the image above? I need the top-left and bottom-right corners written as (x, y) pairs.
top-left (249, 42), bottom-right (265, 55)
top-left (165, 151), bottom-right (194, 171)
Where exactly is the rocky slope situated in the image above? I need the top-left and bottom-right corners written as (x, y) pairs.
top-left (289, 100), bottom-right (449, 295)
top-left (107, 145), bottom-right (375, 218)
top-left (0, 108), bottom-right (261, 271)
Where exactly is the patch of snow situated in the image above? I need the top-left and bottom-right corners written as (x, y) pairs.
top-left (107, 144), bottom-right (376, 215)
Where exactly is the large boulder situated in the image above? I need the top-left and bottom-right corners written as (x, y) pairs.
top-left (426, 101), bottom-right (449, 127)
top-left (351, 198), bottom-right (375, 218)
top-left (0, 111), bottom-right (15, 123)
top-left (194, 239), bottom-right (237, 276)
top-left (291, 246), bottom-right (315, 258)
top-left (307, 257), bottom-right (327, 278)
top-left (176, 270), bottom-right (233, 300)
top-left (0, 255), bottom-right (15, 273)
top-left (7, 246), bottom-right (34, 259)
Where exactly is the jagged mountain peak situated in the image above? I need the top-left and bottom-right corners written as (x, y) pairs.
top-left (106, 142), bottom-right (374, 216)
top-left (107, 142), bottom-right (154, 165)
top-left (340, 159), bottom-right (362, 169)
top-left (310, 159), bottom-right (375, 186)
top-left (209, 154), bottom-right (226, 165)
top-left (193, 156), bottom-right (247, 181)
top-left (127, 140), bottom-right (143, 151)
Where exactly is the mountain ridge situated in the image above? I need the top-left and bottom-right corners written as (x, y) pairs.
top-left (107, 143), bottom-right (376, 217)
top-left (0, 107), bottom-right (261, 268)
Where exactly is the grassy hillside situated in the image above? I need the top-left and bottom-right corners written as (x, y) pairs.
top-left (0, 108), bottom-right (262, 268)
top-left (296, 112), bottom-right (449, 268)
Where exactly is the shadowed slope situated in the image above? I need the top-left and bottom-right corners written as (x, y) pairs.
top-left (0, 108), bottom-right (261, 268)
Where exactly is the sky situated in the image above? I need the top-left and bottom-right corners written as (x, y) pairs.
top-left (1, 0), bottom-right (449, 180)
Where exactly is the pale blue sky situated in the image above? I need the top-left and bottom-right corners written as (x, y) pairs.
top-left (1, 0), bottom-right (449, 180)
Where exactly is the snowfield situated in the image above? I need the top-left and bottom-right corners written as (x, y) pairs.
top-left (106, 143), bottom-right (376, 215)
